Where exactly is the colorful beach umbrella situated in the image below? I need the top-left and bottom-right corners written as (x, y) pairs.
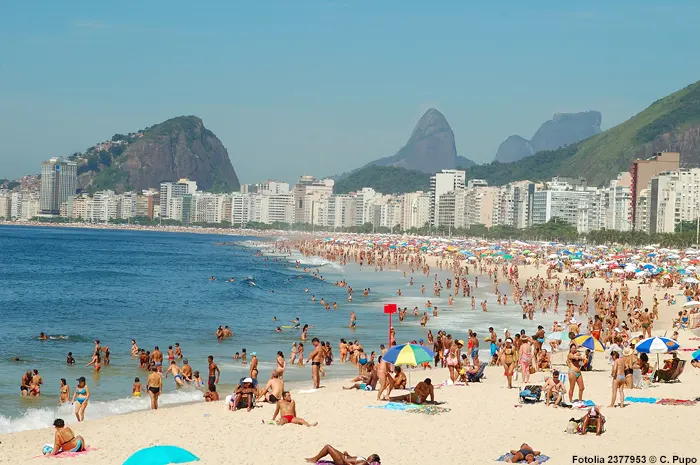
top-left (573, 334), bottom-right (605, 352)
top-left (122, 446), bottom-right (200, 465)
top-left (635, 337), bottom-right (680, 354)
top-left (382, 343), bottom-right (434, 367)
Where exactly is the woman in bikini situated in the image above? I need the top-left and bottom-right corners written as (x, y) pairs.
top-left (49, 418), bottom-right (86, 455)
top-left (498, 338), bottom-right (517, 389)
top-left (276, 351), bottom-right (287, 378)
top-left (71, 377), bottom-right (90, 421)
top-left (59, 378), bottom-right (70, 405)
top-left (86, 351), bottom-right (101, 373)
top-left (609, 350), bottom-right (626, 408)
top-left (519, 336), bottom-right (533, 383)
top-left (301, 324), bottom-right (309, 341)
top-left (446, 340), bottom-right (462, 383)
top-left (305, 445), bottom-right (380, 465)
top-left (297, 343), bottom-right (304, 367)
top-left (289, 342), bottom-right (297, 365)
top-left (567, 343), bottom-right (585, 403)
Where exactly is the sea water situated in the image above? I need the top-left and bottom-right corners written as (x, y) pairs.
top-left (0, 226), bottom-right (558, 433)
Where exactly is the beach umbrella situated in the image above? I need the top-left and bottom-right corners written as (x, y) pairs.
top-left (382, 343), bottom-right (434, 366)
top-left (683, 300), bottom-right (700, 307)
top-left (683, 277), bottom-right (700, 284)
top-left (692, 349), bottom-right (700, 361)
top-left (635, 337), bottom-right (680, 354)
top-left (122, 446), bottom-right (200, 465)
top-left (573, 334), bottom-right (605, 352)
top-left (547, 331), bottom-right (570, 342)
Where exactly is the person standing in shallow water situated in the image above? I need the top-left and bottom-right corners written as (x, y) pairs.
top-left (147, 367), bottom-right (162, 410)
top-left (307, 338), bottom-right (323, 388)
top-left (71, 376), bottom-right (90, 421)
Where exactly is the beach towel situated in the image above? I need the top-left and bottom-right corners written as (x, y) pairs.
top-left (496, 452), bottom-right (550, 463)
top-left (406, 405), bottom-right (451, 415)
top-left (367, 402), bottom-right (416, 411)
top-left (571, 400), bottom-right (595, 408)
top-left (36, 447), bottom-right (98, 459)
top-left (298, 389), bottom-right (317, 394)
top-left (657, 398), bottom-right (697, 406)
top-left (625, 396), bottom-right (658, 404)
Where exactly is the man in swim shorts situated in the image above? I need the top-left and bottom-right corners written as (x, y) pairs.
top-left (165, 360), bottom-right (185, 387)
top-left (272, 391), bottom-right (317, 426)
top-left (257, 371), bottom-right (284, 403)
top-left (146, 367), bottom-right (162, 410)
top-left (306, 338), bottom-right (323, 389)
top-left (207, 355), bottom-right (220, 390)
top-left (151, 346), bottom-right (163, 373)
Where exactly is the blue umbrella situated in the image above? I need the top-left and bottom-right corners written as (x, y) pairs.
top-left (635, 337), bottom-right (680, 354)
top-left (123, 446), bottom-right (200, 465)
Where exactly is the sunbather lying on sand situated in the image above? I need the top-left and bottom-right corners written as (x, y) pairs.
top-left (305, 444), bottom-right (380, 465)
top-left (508, 443), bottom-right (540, 463)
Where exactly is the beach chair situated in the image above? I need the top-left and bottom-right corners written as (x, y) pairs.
top-left (668, 360), bottom-right (686, 382)
top-left (467, 363), bottom-right (487, 382)
top-left (653, 359), bottom-right (680, 383)
top-left (518, 385), bottom-right (542, 404)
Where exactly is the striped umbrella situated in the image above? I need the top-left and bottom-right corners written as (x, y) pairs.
top-left (692, 348), bottom-right (700, 361)
top-left (635, 337), bottom-right (680, 354)
top-left (573, 334), bottom-right (605, 352)
top-left (382, 343), bottom-right (434, 367)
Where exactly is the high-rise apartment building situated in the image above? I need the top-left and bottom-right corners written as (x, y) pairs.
top-left (630, 152), bottom-right (679, 230)
top-left (430, 170), bottom-right (465, 226)
top-left (160, 179), bottom-right (197, 219)
top-left (40, 158), bottom-right (77, 215)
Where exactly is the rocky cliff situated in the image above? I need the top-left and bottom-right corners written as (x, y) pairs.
top-left (494, 111), bottom-right (602, 163)
top-left (77, 116), bottom-right (240, 193)
top-left (370, 109), bottom-right (461, 173)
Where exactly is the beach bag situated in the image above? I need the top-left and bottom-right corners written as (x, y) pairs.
top-left (565, 420), bottom-right (578, 434)
top-left (529, 365), bottom-right (536, 374)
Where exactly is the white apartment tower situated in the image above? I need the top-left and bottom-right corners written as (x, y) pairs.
top-left (430, 170), bottom-right (465, 226)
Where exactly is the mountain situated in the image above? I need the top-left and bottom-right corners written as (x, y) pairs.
top-left (456, 155), bottom-right (477, 168)
top-left (333, 165), bottom-right (430, 195)
top-left (74, 116), bottom-right (240, 194)
top-left (472, 80), bottom-right (700, 186)
top-left (370, 108), bottom-right (460, 173)
top-left (493, 135), bottom-right (534, 164)
top-left (494, 111), bottom-right (602, 163)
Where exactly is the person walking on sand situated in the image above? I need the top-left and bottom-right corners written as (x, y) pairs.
top-left (307, 338), bottom-right (324, 388)
top-left (146, 367), bottom-right (162, 410)
top-left (272, 391), bottom-right (317, 426)
top-left (609, 351), bottom-right (626, 408)
top-left (567, 344), bottom-right (585, 403)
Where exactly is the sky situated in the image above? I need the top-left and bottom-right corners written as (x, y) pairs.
top-left (2, 0), bottom-right (700, 184)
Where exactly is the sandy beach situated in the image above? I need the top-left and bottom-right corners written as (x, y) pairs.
top-left (3, 237), bottom-right (700, 464)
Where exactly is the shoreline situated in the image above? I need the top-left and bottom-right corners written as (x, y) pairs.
top-left (3, 234), bottom-right (700, 463)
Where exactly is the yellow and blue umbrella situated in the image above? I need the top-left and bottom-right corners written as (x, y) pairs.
top-left (573, 334), bottom-right (605, 352)
top-left (382, 343), bottom-right (434, 367)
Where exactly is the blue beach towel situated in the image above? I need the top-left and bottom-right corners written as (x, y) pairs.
top-left (366, 402), bottom-right (416, 411)
top-left (497, 453), bottom-right (550, 463)
top-left (625, 397), bottom-right (658, 404)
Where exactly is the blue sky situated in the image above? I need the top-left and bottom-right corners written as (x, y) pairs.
top-left (2, 0), bottom-right (700, 184)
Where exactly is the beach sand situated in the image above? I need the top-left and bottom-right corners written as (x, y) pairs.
top-left (3, 248), bottom-right (700, 464)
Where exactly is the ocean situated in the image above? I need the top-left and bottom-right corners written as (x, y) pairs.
top-left (0, 226), bottom-right (557, 433)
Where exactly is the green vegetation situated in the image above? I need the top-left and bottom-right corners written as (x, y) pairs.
top-left (460, 143), bottom-right (579, 185)
top-left (87, 167), bottom-right (131, 194)
top-left (469, 79), bottom-right (700, 186)
top-left (334, 165), bottom-right (430, 194)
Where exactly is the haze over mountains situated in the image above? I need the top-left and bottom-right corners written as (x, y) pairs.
top-left (494, 111), bottom-right (603, 163)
